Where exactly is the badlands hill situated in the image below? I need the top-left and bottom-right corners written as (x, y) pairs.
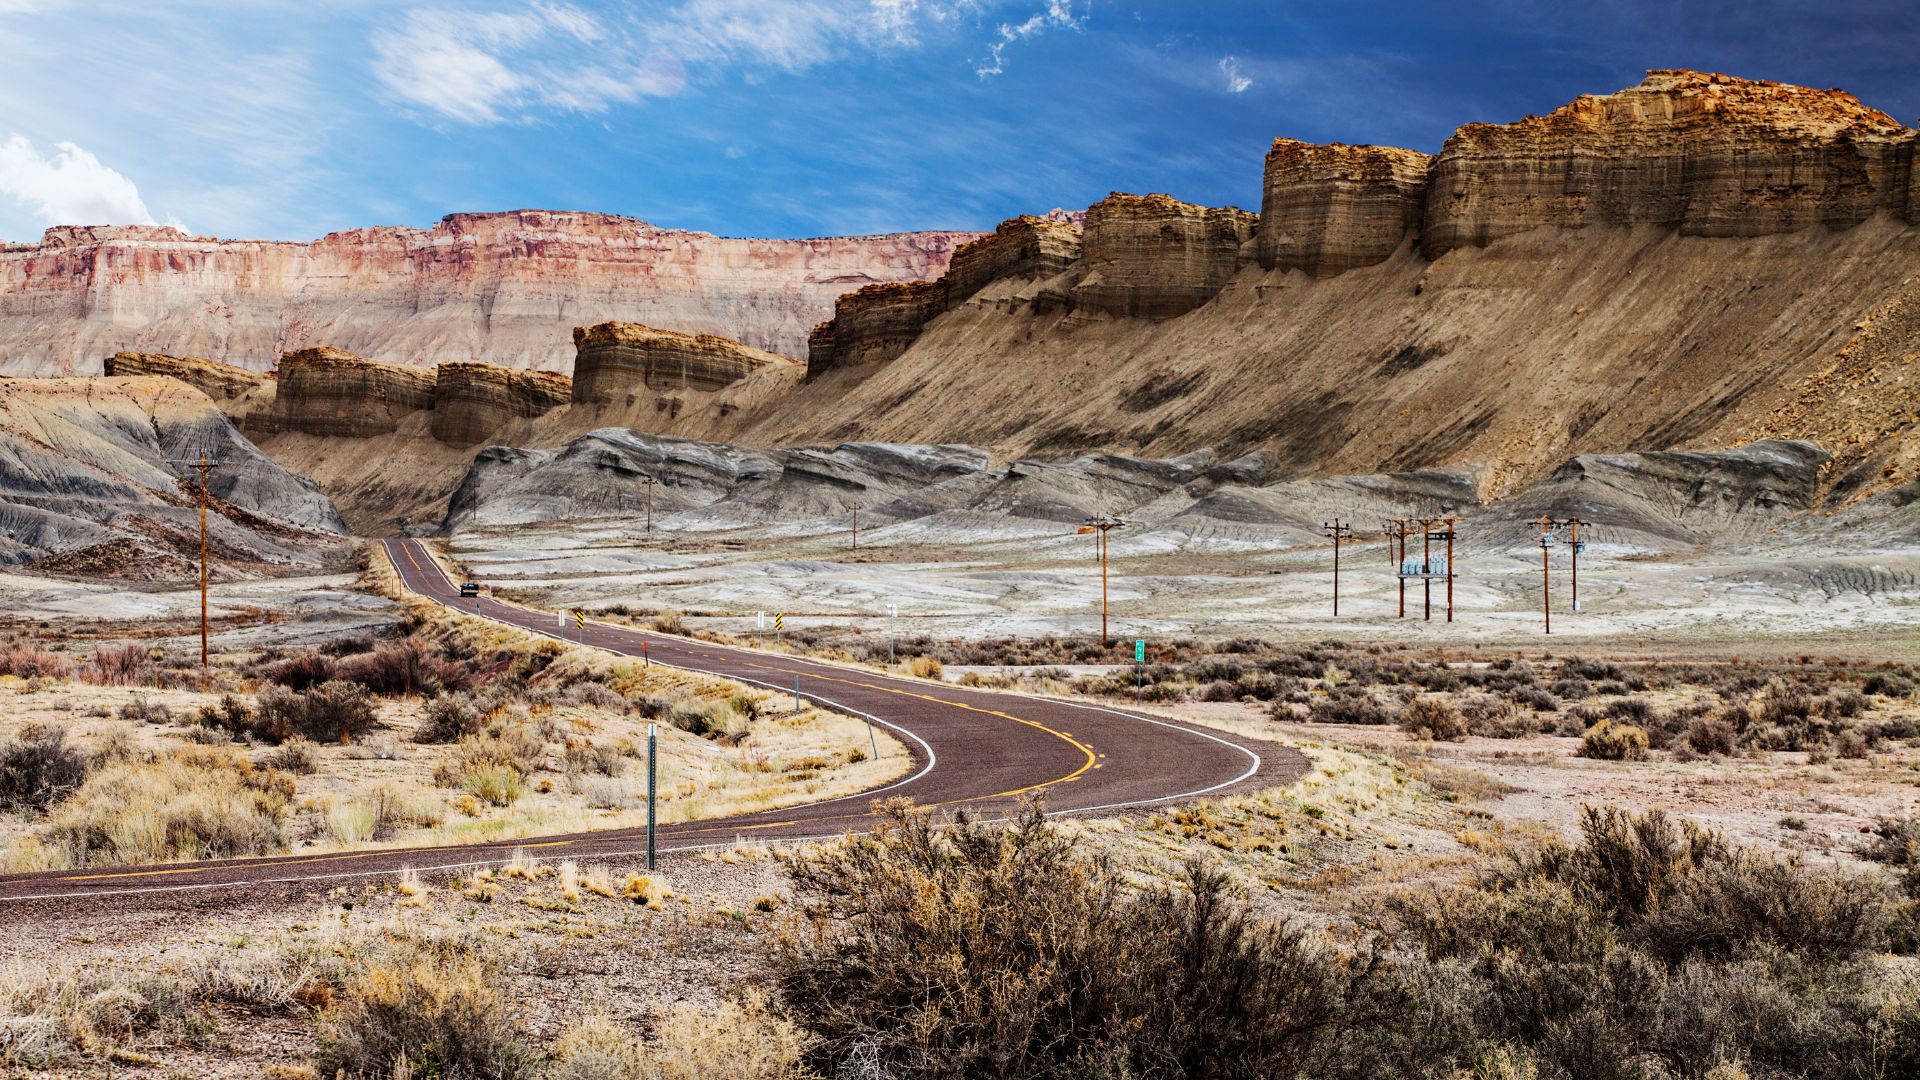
top-left (0, 211), bottom-right (979, 375)
top-left (0, 376), bottom-right (348, 579)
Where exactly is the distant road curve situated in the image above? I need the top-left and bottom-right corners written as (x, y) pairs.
top-left (0, 538), bottom-right (1298, 906)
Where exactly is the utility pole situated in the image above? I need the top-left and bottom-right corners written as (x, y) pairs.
top-left (1076, 516), bottom-right (1127, 644)
top-left (1418, 517), bottom-right (1436, 621)
top-left (1561, 517), bottom-right (1586, 613)
top-left (1428, 514), bottom-right (1459, 624)
top-left (641, 475), bottom-right (657, 536)
top-left (851, 506), bottom-right (858, 551)
top-left (1320, 518), bottom-right (1352, 616)
top-left (1385, 519), bottom-right (1411, 618)
top-left (168, 453), bottom-right (221, 667)
top-left (1537, 516), bottom-right (1565, 635)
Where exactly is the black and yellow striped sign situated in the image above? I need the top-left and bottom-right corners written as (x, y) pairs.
top-left (574, 610), bottom-right (586, 631)
top-left (773, 612), bottom-right (784, 631)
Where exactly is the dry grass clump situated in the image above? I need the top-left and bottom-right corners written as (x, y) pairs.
top-left (313, 933), bottom-right (535, 1080)
top-left (548, 993), bottom-right (813, 1080)
top-left (0, 723), bottom-right (89, 810)
top-left (36, 744), bottom-right (295, 868)
top-left (325, 786), bottom-right (446, 845)
top-left (1579, 718), bottom-right (1651, 761)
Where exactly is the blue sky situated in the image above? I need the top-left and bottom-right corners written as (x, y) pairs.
top-left (0, 1), bottom-right (1915, 243)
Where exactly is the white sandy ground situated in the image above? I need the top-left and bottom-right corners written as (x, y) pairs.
top-left (441, 515), bottom-right (1920, 655)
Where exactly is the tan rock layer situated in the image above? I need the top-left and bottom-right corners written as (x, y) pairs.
top-left (1259, 141), bottom-right (1431, 276)
top-left (262, 348), bottom-right (436, 438)
top-left (102, 351), bottom-right (269, 401)
top-left (571, 322), bottom-right (800, 405)
top-left (1068, 193), bottom-right (1256, 318)
top-left (430, 362), bottom-right (573, 446)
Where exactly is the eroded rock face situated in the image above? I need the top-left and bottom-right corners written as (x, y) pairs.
top-left (807, 216), bottom-right (1085, 377)
top-left (1069, 193), bottom-right (1256, 319)
top-left (1422, 69), bottom-right (1919, 257)
top-left (102, 352), bottom-right (269, 401)
top-left (572, 322), bottom-right (800, 405)
top-left (430, 362), bottom-right (572, 446)
top-left (1259, 141), bottom-right (1431, 276)
top-left (0, 211), bottom-right (981, 376)
top-left (264, 348), bottom-right (435, 438)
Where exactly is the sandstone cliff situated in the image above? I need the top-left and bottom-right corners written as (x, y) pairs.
top-left (261, 348), bottom-right (436, 438)
top-left (102, 352), bottom-right (269, 401)
top-left (572, 322), bottom-right (799, 403)
top-left (431, 363), bottom-right (572, 446)
top-left (0, 211), bottom-right (981, 376)
top-left (754, 70), bottom-right (1920, 503)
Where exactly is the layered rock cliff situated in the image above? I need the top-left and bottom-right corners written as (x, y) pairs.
top-left (102, 352), bottom-right (269, 401)
top-left (0, 211), bottom-right (981, 376)
top-left (757, 70), bottom-right (1920, 503)
top-left (260, 348), bottom-right (437, 438)
top-left (431, 363), bottom-right (572, 446)
top-left (572, 322), bottom-right (799, 403)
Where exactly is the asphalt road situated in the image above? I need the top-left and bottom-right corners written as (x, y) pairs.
top-left (0, 538), bottom-right (1298, 907)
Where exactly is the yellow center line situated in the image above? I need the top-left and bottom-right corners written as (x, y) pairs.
top-left (60, 848), bottom-right (389, 882)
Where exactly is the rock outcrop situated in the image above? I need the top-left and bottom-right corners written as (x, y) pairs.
top-left (0, 376), bottom-right (347, 578)
top-left (262, 348), bottom-right (436, 438)
top-left (102, 352), bottom-right (269, 401)
top-left (0, 211), bottom-right (981, 376)
top-left (430, 363), bottom-right (572, 446)
top-left (1421, 70), bottom-right (1919, 257)
top-left (1068, 193), bottom-right (1256, 318)
top-left (571, 322), bottom-right (801, 405)
top-left (1259, 141), bottom-right (1431, 276)
top-left (807, 216), bottom-right (1083, 377)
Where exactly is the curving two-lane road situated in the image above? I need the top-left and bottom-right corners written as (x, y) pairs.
top-left (0, 538), bottom-right (1298, 907)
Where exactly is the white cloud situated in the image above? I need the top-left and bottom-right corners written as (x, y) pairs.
top-left (1219, 55), bottom-right (1252, 93)
top-left (0, 134), bottom-right (166, 234)
top-left (976, 0), bottom-right (1085, 77)
top-left (373, 3), bottom-right (685, 123)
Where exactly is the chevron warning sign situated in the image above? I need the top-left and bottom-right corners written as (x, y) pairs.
top-left (774, 612), bottom-right (784, 632)
top-left (574, 610), bottom-right (586, 632)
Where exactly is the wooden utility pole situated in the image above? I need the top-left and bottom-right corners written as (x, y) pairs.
top-left (852, 506), bottom-right (858, 550)
top-left (1385, 519), bottom-right (1411, 618)
top-left (1321, 519), bottom-right (1352, 616)
top-left (188, 454), bottom-right (218, 666)
top-left (1537, 515), bottom-right (1562, 635)
top-left (1561, 516), bottom-right (1585, 613)
top-left (641, 475), bottom-right (657, 535)
top-left (1076, 516), bottom-right (1127, 643)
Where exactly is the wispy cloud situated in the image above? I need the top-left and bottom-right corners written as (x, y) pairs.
top-left (1219, 55), bottom-right (1251, 94)
top-left (976, 0), bottom-right (1086, 77)
top-left (372, 3), bottom-right (687, 123)
top-left (0, 134), bottom-right (168, 236)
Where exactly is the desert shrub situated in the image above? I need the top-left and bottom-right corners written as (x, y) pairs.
top-left (1562, 657), bottom-right (1625, 683)
top-left (563, 741), bottom-right (625, 778)
top-left (115, 696), bottom-right (172, 725)
top-left (314, 935), bottom-right (534, 1080)
top-left (327, 785), bottom-right (445, 843)
top-left (0, 724), bottom-right (89, 811)
top-left (416, 694), bottom-right (485, 745)
top-left (255, 681), bottom-right (379, 745)
top-left (79, 644), bottom-right (154, 687)
top-left (0, 641), bottom-right (71, 680)
top-left (1579, 718), bottom-right (1649, 761)
top-left (1864, 672), bottom-right (1916, 698)
top-left (1509, 685), bottom-right (1559, 713)
top-left (41, 745), bottom-right (293, 866)
top-left (258, 649), bottom-right (335, 691)
top-left (1308, 689), bottom-right (1399, 726)
top-left (906, 655), bottom-right (944, 680)
top-left (650, 610), bottom-right (687, 635)
top-left (265, 738), bottom-right (319, 775)
top-left (667, 704), bottom-right (716, 738)
top-left (1605, 696), bottom-right (1654, 724)
top-left (1401, 695), bottom-right (1468, 741)
top-left (1546, 677), bottom-right (1589, 701)
top-left (335, 638), bottom-right (470, 698)
top-left (462, 765), bottom-right (523, 807)
top-left (1825, 687), bottom-right (1869, 719)
top-left (1685, 713), bottom-right (1738, 757)
top-left (193, 694), bottom-right (255, 739)
top-left (773, 800), bottom-right (1374, 1079)
top-left (1459, 693), bottom-right (1539, 739)
top-left (565, 681), bottom-right (628, 712)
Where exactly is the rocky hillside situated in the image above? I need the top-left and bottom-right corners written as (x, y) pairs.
top-left (771, 71), bottom-right (1920, 502)
top-left (0, 376), bottom-right (349, 579)
top-left (0, 212), bottom-right (980, 375)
